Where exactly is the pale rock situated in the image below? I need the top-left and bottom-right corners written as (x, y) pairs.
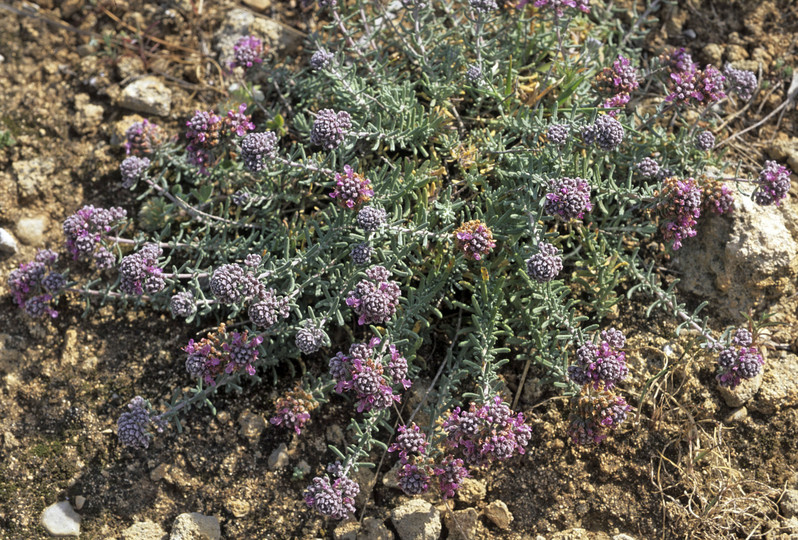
top-left (116, 56), bottom-right (146, 80)
top-left (391, 498), bottom-right (441, 540)
top-left (723, 407), bottom-right (748, 423)
top-left (456, 477), bottom-right (486, 505)
top-left (781, 490), bottom-right (798, 519)
top-left (724, 44), bottom-right (749, 62)
top-left (0, 227), bottom-right (18, 254)
top-left (169, 513), bottom-right (220, 540)
top-left (238, 410), bottom-right (266, 441)
top-left (74, 496), bottom-right (86, 511)
top-left (122, 520), bottom-right (167, 540)
top-left (673, 195), bottom-right (798, 320)
top-left (357, 517), bottom-right (392, 540)
top-left (15, 215), bottom-right (48, 246)
top-left (296, 460), bottom-right (312, 476)
top-left (41, 501), bottom-right (81, 537)
top-left (226, 498), bottom-right (250, 518)
top-left (766, 138), bottom-right (798, 173)
top-left (484, 500), bottom-right (513, 530)
top-left (443, 507), bottom-right (479, 540)
top-left (73, 93), bottom-right (104, 134)
top-left (750, 353), bottom-right (798, 414)
top-left (382, 461), bottom-right (401, 490)
top-left (613, 535), bottom-right (637, 540)
top-left (333, 519), bottom-right (359, 540)
top-left (214, 8), bottom-right (301, 68)
top-left (120, 77), bottom-right (172, 116)
top-left (268, 443), bottom-right (289, 470)
top-left (13, 158), bottom-right (55, 199)
top-left (551, 529), bottom-right (590, 540)
top-left (718, 372), bottom-right (762, 407)
top-left (242, 0), bottom-right (271, 9)
top-left (702, 44), bottom-right (723, 66)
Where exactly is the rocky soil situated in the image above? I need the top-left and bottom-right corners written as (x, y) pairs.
top-left (1, 0), bottom-right (797, 539)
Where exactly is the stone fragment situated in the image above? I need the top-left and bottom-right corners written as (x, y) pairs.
top-left (226, 498), bottom-right (250, 518)
top-left (484, 500), bottom-right (513, 530)
top-left (74, 496), bottom-right (85, 511)
top-left (170, 513), bottom-right (221, 540)
top-left (333, 519), bottom-right (359, 540)
top-left (268, 443), bottom-right (289, 470)
top-left (15, 215), bottom-right (48, 246)
top-left (723, 407), bottom-right (748, 423)
top-left (456, 477), bottom-right (486, 505)
top-left (443, 507), bottom-right (479, 540)
top-left (214, 8), bottom-right (301, 68)
top-left (120, 77), bottom-right (172, 116)
top-left (781, 490), bottom-right (798, 519)
top-left (122, 520), bottom-right (168, 540)
top-left (13, 158), bottom-right (55, 199)
top-left (390, 498), bottom-right (441, 540)
top-left (242, 0), bottom-right (271, 9)
top-left (0, 227), bottom-right (18, 254)
top-left (766, 138), bottom-right (798, 173)
top-left (750, 353), bottom-right (798, 414)
top-left (41, 501), bottom-right (81, 537)
top-left (357, 517), bottom-right (392, 540)
top-left (718, 373), bottom-right (762, 407)
top-left (702, 44), bottom-right (723, 66)
top-left (725, 44), bottom-right (748, 62)
top-left (73, 93), bottom-right (104, 134)
top-left (673, 195), bottom-right (798, 320)
top-left (238, 410), bottom-right (266, 441)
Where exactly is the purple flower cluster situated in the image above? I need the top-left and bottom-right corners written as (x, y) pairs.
top-left (657, 177), bottom-right (702, 250)
top-left (356, 205), bottom-right (388, 232)
top-left (209, 261), bottom-right (291, 327)
top-left (724, 64), bottom-right (757, 101)
top-left (124, 119), bottom-right (163, 156)
top-left (466, 64), bottom-right (483, 85)
top-left (310, 109), bottom-right (352, 150)
top-left (330, 165), bottom-right (374, 209)
top-left (389, 423), bottom-right (429, 460)
top-left (346, 266), bottom-right (401, 325)
top-left (310, 48), bottom-right (335, 70)
top-left (666, 64), bottom-right (726, 106)
top-left (442, 396), bottom-right (532, 466)
top-left (63, 205), bottom-right (126, 267)
top-left (701, 179), bottom-right (734, 215)
top-left (716, 328), bottom-right (764, 389)
top-left (270, 385), bottom-right (318, 434)
top-left (695, 130), bottom-right (715, 151)
top-left (582, 115), bottom-right (624, 150)
top-left (544, 177), bottom-right (592, 220)
top-left (349, 242), bottom-right (373, 265)
top-left (526, 241), bottom-right (563, 282)
top-left (295, 321), bottom-right (327, 354)
top-left (231, 35), bottom-right (264, 69)
top-left (117, 396), bottom-right (165, 449)
top-left (636, 157), bottom-right (660, 178)
top-left (240, 131), bottom-right (278, 172)
top-left (661, 48), bottom-right (694, 74)
top-left (304, 462), bottom-right (359, 520)
top-left (595, 55), bottom-right (638, 114)
top-left (567, 388), bottom-right (631, 446)
top-left (7, 249), bottom-right (64, 318)
top-left (120, 156), bottom-right (150, 188)
top-left (434, 456), bottom-right (469, 499)
top-left (546, 123), bottom-right (570, 146)
top-left (183, 326), bottom-right (263, 384)
top-left (169, 291), bottom-right (197, 319)
top-left (119, 244), bottom-right (165, 295)
top-left (753, 160), bottom-right (792, 207)
top-left (329, 339), bottom-right (405, 412)
top-left (453, 220), bottom-right (496, 261)
top-left (186, 104), bottom-right (254, 171)
top-left (531, 0), bottom-right (590, 17)
top-left (568, 328), bottom-right (628, 389)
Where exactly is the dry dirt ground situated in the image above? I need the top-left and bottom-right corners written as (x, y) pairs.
top-left (1, 0), bottom-right (797, 539)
